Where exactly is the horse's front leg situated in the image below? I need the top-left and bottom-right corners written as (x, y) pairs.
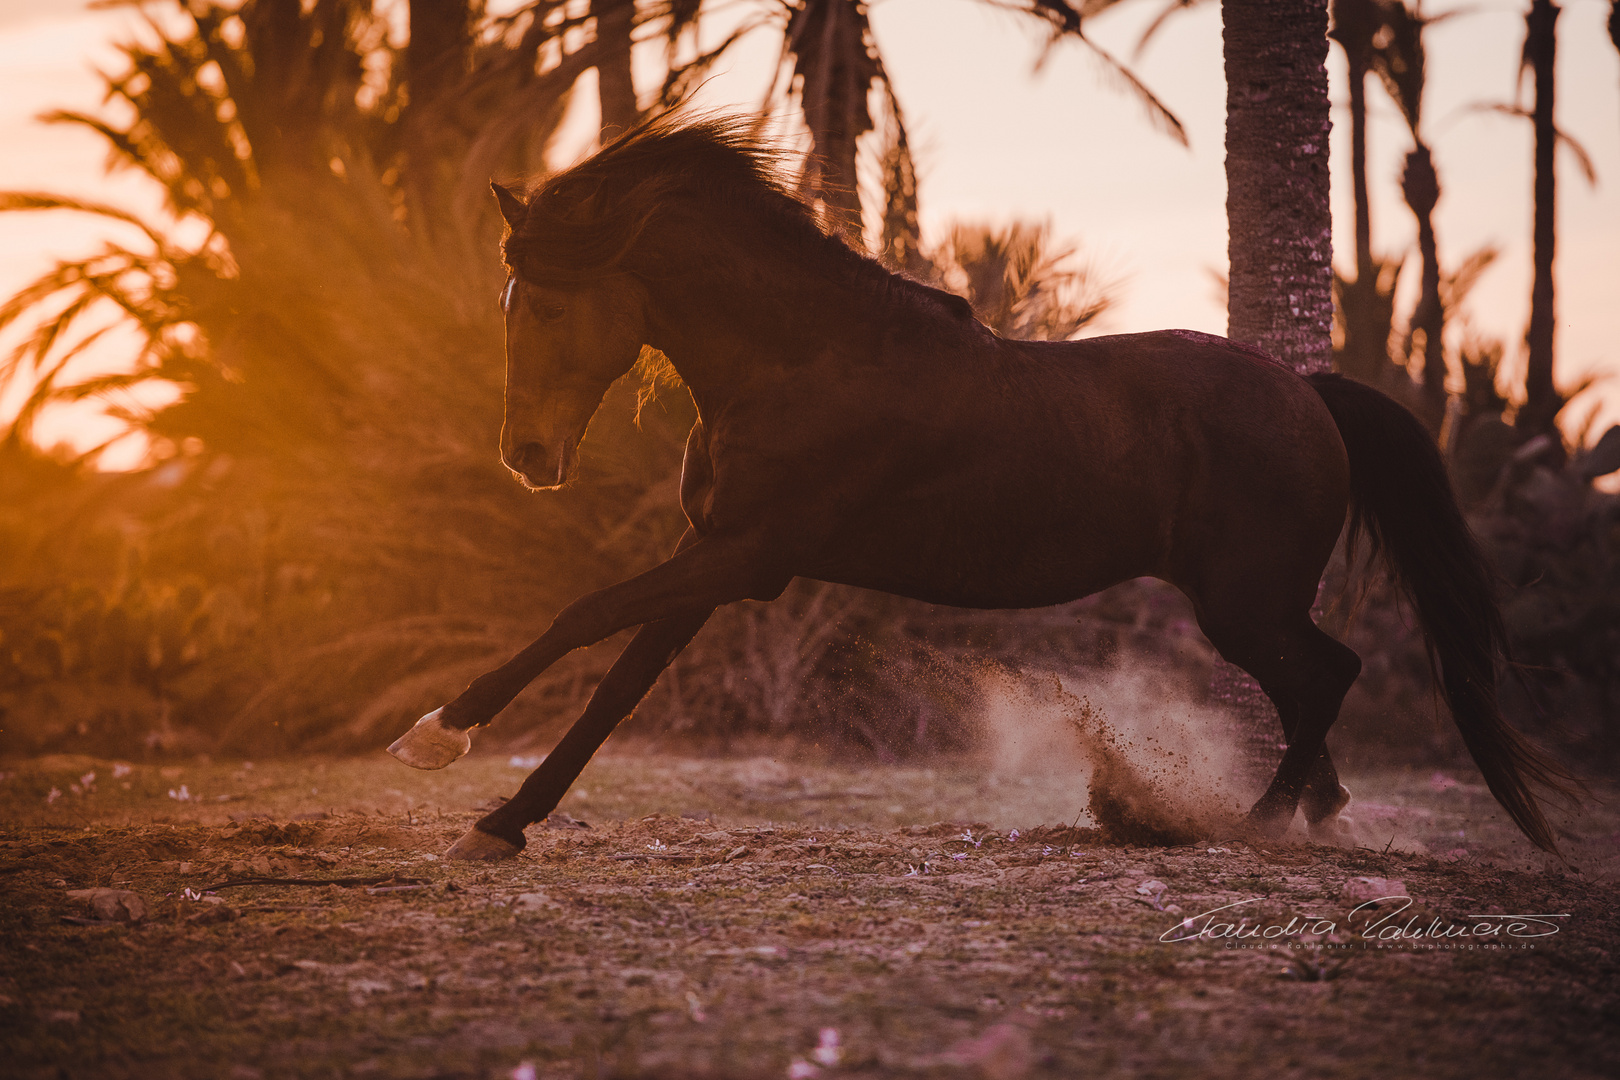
top-left (443, 609), bottom-right (713, 860)
top-left (388, 531), bottom-right (786, 768)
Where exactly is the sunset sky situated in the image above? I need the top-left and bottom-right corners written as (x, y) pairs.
top-left (2, 0), bottom-right (1618, 466)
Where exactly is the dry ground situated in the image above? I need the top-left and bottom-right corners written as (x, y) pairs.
top-left (2, 748), bottom-right (1618, 1079)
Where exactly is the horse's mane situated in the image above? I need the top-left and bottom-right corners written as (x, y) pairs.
top-left (502, 113), bottom-right (966, 321)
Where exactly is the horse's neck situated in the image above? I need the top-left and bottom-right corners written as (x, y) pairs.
top-left (641, 232), bottom-right (878, 413)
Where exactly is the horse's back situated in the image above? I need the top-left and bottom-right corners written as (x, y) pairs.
top-left (788, 328), bottom-right (1347, 609)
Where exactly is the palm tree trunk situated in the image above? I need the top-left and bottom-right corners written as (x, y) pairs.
top-left (404, 0), bottom-right (480, 226)
top-left (1219, 0), bottom-right (1334, 787)
top-left (1611, 3), bottom-right (1620, 144)
top-left (407, 0), bottom-right (478, 109)
top-left (1330, 0), bottom-right (1376, 282)
top-left (1402, 143), bottom-right (1446, 427)
top-left (1519, 0), bottom-right (1562, 438)
top-left (594, 0), bottom-right (640, 137)
top-left (1329, 0), bottom-right (1387, 383)
top-left (1349, 51), bottom-right (1372, 282)
top-left (790, 0), bottom-right (878, 242)
top-left (1223, 0), bottom-right (1335, 375)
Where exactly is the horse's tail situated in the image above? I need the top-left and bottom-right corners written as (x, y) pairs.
top-left (1306, 372), bottom-right (1580, 853)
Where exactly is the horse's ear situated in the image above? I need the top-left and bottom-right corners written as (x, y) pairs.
top-left (491, 182), bottom-right (526, 229)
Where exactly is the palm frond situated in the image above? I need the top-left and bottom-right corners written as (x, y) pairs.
top-left (1070, 29), bottom-right (1188, 147)
top-left (1451, 102), bottom-right (1597, 186)
top-left (0, 192), bottom-right (173, 253)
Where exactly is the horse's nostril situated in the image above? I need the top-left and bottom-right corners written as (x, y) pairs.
top-left (507, 441), bottom-right (548, 478)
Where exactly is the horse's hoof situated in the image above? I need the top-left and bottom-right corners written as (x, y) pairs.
top-left (446, 826), bottom-right (525, 861)
top-left (1307, 813), bottom-right (1356, 844)
top-left (1318, 783), bottom-right (1352, 818)
top-left (1305, 785), bottom-right (1355, 844)
top-left (386, 708), bottom-right (471, 770)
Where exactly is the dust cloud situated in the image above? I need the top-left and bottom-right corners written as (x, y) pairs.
top-left (974, 664), bottom-right (1250, 843)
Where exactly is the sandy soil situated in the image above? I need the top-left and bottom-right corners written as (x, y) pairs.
top-left (2, 749), bottom-right (1617, 1079)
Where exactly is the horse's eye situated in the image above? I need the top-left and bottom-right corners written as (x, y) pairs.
top-left (539, 305), bottom-right (566, 322)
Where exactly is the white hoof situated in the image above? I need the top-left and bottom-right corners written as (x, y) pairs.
top-left (1307, 784), bottom-right (1354, 843)
top-left (1308, 813), bottom-right (1357, 844)
top-left (386, 708), bottom-right (471, 770)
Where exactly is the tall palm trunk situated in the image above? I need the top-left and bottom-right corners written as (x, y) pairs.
top-left (790, 0), bottom-right (879, 241)
top-left (1518, 0), bottom-right (1562, 438)
top-left (1611, 3), bottom-right (1620, 141)
top-left (1219, 0), bottom-right (1335, 782)
top-left (404, 0), bottom-right (480, 230)
top-left (1330, 0), bottom-right (1399, 384)
top-left (1331, 0), bottom-right (1376, 284)
top-left (594, 0), bottom-right (640, 137)
top-left (1223, 0), bottom-right (1335, 375)
top-left (1402, 142), bottom-right (1446, 425)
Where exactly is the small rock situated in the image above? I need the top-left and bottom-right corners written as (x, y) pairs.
top-left (724, 846), bottom-right (749, 862)
top-left (65, 888), bottom-right (148, 924)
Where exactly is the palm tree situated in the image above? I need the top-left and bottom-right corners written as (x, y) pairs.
top-left (1517, 0), bottom-right (1561, 441)
top-left (594, 0), bottom-right (641, 135)
top-left (659, 0), bottom-right (1187, 252)
top-left (1611, 2), bottom-right (1620, 141)
top-left (1329, 0), bottom-right (1404, 387)
top-left (1222, 0), bottom-right (1333, 375)
top-left (1455, 0), bottom-right (1596, 443)
top-left (932, 222), bottom-right (1114, 339)
top-left (1367, 0), bottom-right (1451, 427)
top-left (0, 0), bottom-right (694, 752)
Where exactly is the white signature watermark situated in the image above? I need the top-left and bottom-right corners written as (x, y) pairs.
top-left (1160, 896), bottom-right (1568, 948)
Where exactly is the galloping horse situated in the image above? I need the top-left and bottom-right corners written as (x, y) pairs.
top-left (388, 115), bottom-right (1573, 860)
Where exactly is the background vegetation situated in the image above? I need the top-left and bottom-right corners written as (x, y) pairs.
top-left (1, 0), bottom-right (1616, 776)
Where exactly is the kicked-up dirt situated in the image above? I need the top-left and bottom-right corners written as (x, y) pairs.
top-left (2, 749), bottom-right (1617, 1079)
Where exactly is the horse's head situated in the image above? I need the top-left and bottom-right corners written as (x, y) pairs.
top-left (491, 182), bottom-right (649, 490)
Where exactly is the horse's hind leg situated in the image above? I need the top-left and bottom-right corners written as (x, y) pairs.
top-left (1200, 614), bottom-right (1361, 838)
top-left (1258, 656), bottom-right (1354, 833)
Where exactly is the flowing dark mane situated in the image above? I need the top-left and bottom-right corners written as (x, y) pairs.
top-left (501, 113), bottom-right (966, 320)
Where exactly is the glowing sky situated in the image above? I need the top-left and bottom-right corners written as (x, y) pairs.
top-left (2, 0), bottom-right (1617, 466)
